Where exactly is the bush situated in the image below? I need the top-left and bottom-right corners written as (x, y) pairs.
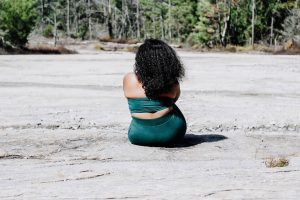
top-left (79, 25), bottom-right (89, 40)
top-left (0, 0), bottom-right (37, 47)
top-left (282, 8), bottom-right (300, 45)
top-left (0, 30), bottom-right (5, 48)
top-left (187, 33), bottom-right (201, 47)
top-left (43, 24), bottom-right (54, 38)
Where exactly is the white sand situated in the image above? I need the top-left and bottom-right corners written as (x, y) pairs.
top-left (0, 52), bottom-right (299, 199)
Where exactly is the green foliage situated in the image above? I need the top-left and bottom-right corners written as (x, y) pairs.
top-left (139, 0), bottom-right (197, 41)
top-left (282, 8), bottom-right (300, 43)
top-left (43, 24), bottom-right (53, 38)
top-left (79, 25), bottom-right (89, 40)
top-left (139, 0), bottom-right (167, 38)
top-left (189, 0), bottom-right (297, 46)
top-left (169, 0), bottom-right (197, 41)
top-left (228, 0), bottom-right (252, 45)
top-left (0, 0), bottom-right (38, 47)
top-left (1, 0), bottom-right (297, 47)
top-left (0, 30), bottom-right (5, 47)
top-left (191, 0), bottom-right (217, 46)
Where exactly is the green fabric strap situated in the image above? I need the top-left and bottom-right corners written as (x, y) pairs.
top-left (127, 97), bottom-right (174, 113)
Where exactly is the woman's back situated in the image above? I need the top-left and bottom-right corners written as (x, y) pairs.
top-left (123, 72), bottom-right (180, 119)
top-left (123, 39), bottom-right (186, 146)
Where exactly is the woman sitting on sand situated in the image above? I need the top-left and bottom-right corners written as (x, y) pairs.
top-left (123, 39), bottom-right (186, 146)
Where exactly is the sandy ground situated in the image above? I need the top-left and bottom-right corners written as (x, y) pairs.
top-left (0, 51), bottom-right (300, 199)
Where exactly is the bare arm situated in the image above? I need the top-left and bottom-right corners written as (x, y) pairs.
top-left (123, 72), bottom-right (134, 98)
top-left (122, 73), bottom-right (128, 97)
top-left (123, 72), bottom-right (146, 98)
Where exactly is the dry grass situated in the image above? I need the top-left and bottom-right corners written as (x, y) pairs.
top-left (265, 157), bottom-right (289, 168)
top-left (272, 48), bottom-right (300, 55)
top-left (190, 43), bottom-right (300, 54)
top-left (122, 46), bottom-right (139, 53)
top-left (226, 44), bottom-right (270, 52)
top-left (98, 35), bottom-right (139, 44)
top-left (95, 43), bottom-right (105, 50)
top-left (1, 44), bottom-right (77, 55)
top-left (94, 41), bottom-right (139, 52)
top-left (26, 45), bottom-right (77, 54)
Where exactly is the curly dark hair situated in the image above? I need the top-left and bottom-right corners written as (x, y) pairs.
top-left (134, 39), bottom-right (185, 99)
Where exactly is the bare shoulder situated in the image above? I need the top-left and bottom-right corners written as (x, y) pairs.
top-left (123, 72), bottom-right (138, 87)
top-left (123, 72), bottom-right (135, 80)
top-left (123, 72), bottom-right (142, 97)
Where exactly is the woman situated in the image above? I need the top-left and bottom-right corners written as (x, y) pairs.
top-left (123, 39), bottom-right (186, 146)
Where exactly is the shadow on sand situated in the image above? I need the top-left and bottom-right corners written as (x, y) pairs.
top-left (169, 134), bottom-right (228, 148)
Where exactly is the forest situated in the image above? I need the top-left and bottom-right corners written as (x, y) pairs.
top-left (0, 0), bottom-right (300, 49)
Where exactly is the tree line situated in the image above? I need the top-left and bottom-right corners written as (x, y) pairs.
top-left (0, 0), bottom-right (299, 48)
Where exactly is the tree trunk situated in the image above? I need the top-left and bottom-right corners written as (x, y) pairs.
top-left (66, 0), bottom-right (70, 37)
top-left (120, 0), bottom-right (126, 38)
top-left (108, 0), bottom-right (114, 38)
top-left (168, 0), bottom-right (172, 41)
top-left (270, 16), bottom-right (274, 46)
top-left (136, 0), bottom-right (140, 39)
top-left (54, 10), bottom-right (58, 46)
top-left (74, 3), bottom-right (78, 36)
top-left (251, 0), bottom-right (256, 49)
top-left (124, 0), bottom-right (132, 38)
top-left (217, 2), bottom-right (222, 44)
top-left (160, 12), bottom-right (165, 40)
top-left (114, 6), bottom-right (118, 37)
top-left (152, 16), bottom-right (156, 38)
top-left (142, 17), bottom-right (147, 39)
top-left (176, 23), bottom-right (180, 43)
top-left (88, 0), bottom-right (92, 40)
top-left (40, 0), bottom-right (45, 30)
top-left (221, 0), bottom-right (231, 47)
